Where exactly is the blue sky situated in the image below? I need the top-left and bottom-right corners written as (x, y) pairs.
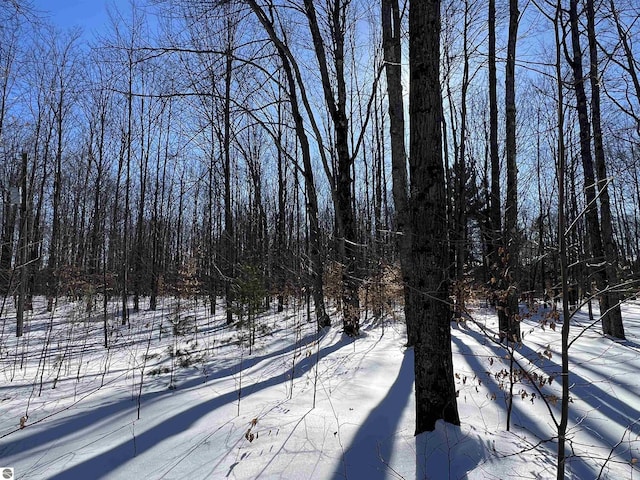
top-left (31, 0), bottom-right (125, 35)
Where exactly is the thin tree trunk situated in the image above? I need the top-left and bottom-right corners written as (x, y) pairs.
top-left (133, 95), bottom-right (151, 312)
top-left (586, 0), bottom-right (625, 339)
top-left (382, 0), bottom-right (414, 344)
top-left (567, 0), bottom-right (612, 337)
top-left (276, 90), bottom-right (287, 314)
top-left (48, 80), bottom-right (65, 312)
top-left (454, 0), bottom-right (471, 317)
top-left (223, 41), bottom-right (235, 325)
top-left (0, 188), bottom-right (17, 295)
top-left (488, 0), bottom-right (502, 283)
top-left (607, 0), bottom-right (640, 135)
top-left (554, 5), bottom-right (570, 477)
top-left (500, 0), bottom-right (521, 343)
top-left (121, 46), bottom-right (134, 326)
top-left (303, 0), bottom-right (360, 336)
top-left (245, 0), bottom-right (330, 329)
top-left (284, 65), bottom-right (330, 329)
top-left (16, 152), bottom-right (29, 337)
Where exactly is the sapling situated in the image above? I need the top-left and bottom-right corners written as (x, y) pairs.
top-left (76, 304), bottom-right (92, 383)
top-left (505, 338), bottom-right (517, 431)
top-left (237, 340), bottom-right (244, 416)
top-left (167, 301), bottom-right (183, 390)
top-left (53, 308), bottom-right (76, 389)
top-left (289, 300), bottom-right (302, 399)
top-left (312, 323), bottom-right (321, 409)
top-left (38, 308), bottom-right (56, 396)
top-left (26, 307), bottom-right (53, 421)
top-left (137, 312), bottom-right (155, 419)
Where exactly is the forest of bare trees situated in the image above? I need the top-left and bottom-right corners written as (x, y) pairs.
top-left (1, 0), bottom-right (640, 453)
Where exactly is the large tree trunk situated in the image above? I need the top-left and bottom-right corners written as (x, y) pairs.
top-left (382, 0), bottom-right (414, 345)
top-left (409, 0), bottom-right (460, 434)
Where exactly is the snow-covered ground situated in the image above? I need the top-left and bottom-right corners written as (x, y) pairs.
top-left (1, 295), bottom-right (639, 479)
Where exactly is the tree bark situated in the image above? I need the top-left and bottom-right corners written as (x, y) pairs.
top-left (586, 0), bottom-right (625, 339)
top-left (409, 0), bottom-right (460, 434)
top-left (246, 0), bottom-right (330, 329)
top-left (303, 0), bottom-right (360, 336)
top-left (488, 0), bottom-right (502, 282)
top-left (223, 36), bottom-right (235, 325)
top-left (500, 0), bottom-right (521, 343)
top-left (382, 0), bottom-right (414, 345)
top-left (567, 0), bottom-right (619, 338)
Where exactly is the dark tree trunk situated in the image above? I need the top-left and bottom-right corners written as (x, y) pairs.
top-left (488, 0), bottom-right (502, 280)
top-left (121, 49), bottom-right (134, 326)
top-left (88, 105), bottom-right (107, 277)
top-left (48, 82), bottom-right (65, 312)
top-left (500, 0), bottom-right (521, 343)
top-left (586, 0), bottom-right (625, 339)
top-left (276, 97), bottom-right (287, 314)
top-left (223, 44), bottom-right (235, 325)
top-left (133, 95), bottom-right (153, 312)
top-left (382, 0), bottom-right (414, 345)
top-left (246, 0), bottom-right (330, 329)
top-left (0, 188), bottom-right (17, 294)
top-left (554, 3), bottom-right (570, 476)
top-left (281, 60), bottom-right (331, 330)
top-left (304, 0), bottom-right (360, 336)
top-left (409, 0), bottom-right (460, 434)
top-left (16, 152), bottom-right (29, 337)
top-left (567, 0), bottom-right (618, 337)
top-left (453, 0), bottom-right (471, 318)
top-left (608, 0), bottom-right (640, 135)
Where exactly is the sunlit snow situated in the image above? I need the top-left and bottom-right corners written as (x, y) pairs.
top-left (1, 296), bottom-right (639, 479)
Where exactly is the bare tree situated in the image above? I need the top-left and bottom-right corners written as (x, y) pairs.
top-left (488, 0), bottom-right (502, 281)
top-left (45, 28), bottom-right (82, 312)
top-left (499, 0), bottom-right (521, 343)
top-left (302, 0), bottom-right (361, 336)
top-left (245, 0), bottom-right (331, 329)
top-left (382, 0), bottom-right (414, 343)
top-left (566, 0), bottom-right (624, 339)
top-left (586, 0), bottom-right (625, 339)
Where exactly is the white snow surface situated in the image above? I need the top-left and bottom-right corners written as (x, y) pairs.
top-left (1, 296), bottom-right (640, 479)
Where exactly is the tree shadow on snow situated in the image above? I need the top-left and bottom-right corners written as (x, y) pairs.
top-left (331, 349), bottom-right (414, 480)
top-left (0, 327), bottom-right (330, 460)
top-left (453, 319), bottom-right (640, 479)
top-left (43, 331), bottom-right (352, 480)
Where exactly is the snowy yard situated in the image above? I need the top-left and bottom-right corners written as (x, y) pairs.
top-left (1, 296), bottom-right (639, 479)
